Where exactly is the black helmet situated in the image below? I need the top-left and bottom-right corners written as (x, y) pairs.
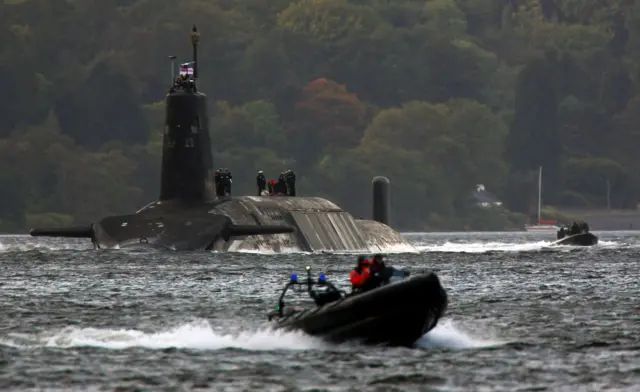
top-left (372, 253), bottom-right (385, 267)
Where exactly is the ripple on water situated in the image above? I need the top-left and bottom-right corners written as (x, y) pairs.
top-left (0, 232), bottom-right (639, 391)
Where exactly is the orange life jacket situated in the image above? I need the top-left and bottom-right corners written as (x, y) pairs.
top-left (349, 266), bottom-right (371, 287)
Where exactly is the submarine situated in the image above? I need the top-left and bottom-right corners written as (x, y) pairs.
top-left (29, 25), bottom-right (415, 253)
top-left (267, 266), bottom-right (447, 347)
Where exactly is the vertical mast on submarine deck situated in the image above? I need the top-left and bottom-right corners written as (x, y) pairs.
top-left (190, 25), bottom-right (200, 83)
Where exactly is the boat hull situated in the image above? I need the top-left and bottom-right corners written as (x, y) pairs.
top-left (269, 272), bottom-right (447, 347)
top-left (552, 232), bottom-right (598, 246)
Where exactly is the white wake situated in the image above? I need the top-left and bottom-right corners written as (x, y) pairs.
top-left (1, 318), bottom-right (506, 352)
top-left (413, 239), bottom-right (620, 253)
top-left (0, 320), bottom-right (327, 351)
top-left (416, 319), bottom-right (505, 349)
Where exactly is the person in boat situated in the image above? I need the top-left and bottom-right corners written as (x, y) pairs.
top-left (369, 254), bottom-right (403, 287)
top-left (366, 254), bottom-right (387, 288)
top-left (580, 221), bottom-right (589, 233)
top-left (557, 226), bottom-right (567, 239)
top-left (309, 276), bottom-right (342, 307)
top-left (370, 254), bottom-right (385, 272)
top-left (349, 255), bottom-right (373, 293)
top-left (365, 254), bottom-right (385, 284)
top-left (570, 221), bottom-right (579, 236)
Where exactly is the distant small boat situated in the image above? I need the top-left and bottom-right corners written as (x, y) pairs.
top-left (524, 166), bottom-right (558, 232)
top-left (552, 222), bottom-right (598, 246)
top-left (551, 232), bottom-right (598, 246)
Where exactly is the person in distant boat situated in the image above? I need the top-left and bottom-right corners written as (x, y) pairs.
top-left (256, 170), bottom-right (266, 196)
top-left (557, 226), bottom-right (567, 239)
top-left (578, 221), bottom-right (589, 233)
top-left (571, 221), bottom-right (579, 235)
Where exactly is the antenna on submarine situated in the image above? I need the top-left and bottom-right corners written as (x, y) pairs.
top-left (169, 55), bottom-right (177, 84)
top-left (190, 25), bottom-right (200, 84)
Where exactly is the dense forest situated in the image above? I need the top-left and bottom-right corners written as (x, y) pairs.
top-left (1, 0), bottom-right (639, 231)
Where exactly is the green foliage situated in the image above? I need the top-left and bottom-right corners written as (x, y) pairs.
top-left (288, 78), bottom-right (366, 166)
top-left (1, 0), bottom-right (640, 231)
top-left (464, 205), bottom-right (527, 231)
top-left (25, 213), bottom-right (74, 229)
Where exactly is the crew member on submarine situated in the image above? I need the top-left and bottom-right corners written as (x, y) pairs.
top-left (257, 170), bottom-right (266, 195)
top-left (224, 168), bottom-right (232, 194)
top-left (213, 168), bottom-right (222, 196)
top-left (213, 168), bottom-right (232, 196)
top-left (274, 173), bottom-right (287, 195)
top-left (285, 169), bottom-right (296, 196)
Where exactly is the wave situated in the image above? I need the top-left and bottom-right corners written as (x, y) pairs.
top-left (1, 318), bottom-right (506, 352)
top-left (416, 319), bottom-right (506, 349)
top-left (413, 239), bottom-right (621, 253)
top-left (0, 233), bottom-right (630, 255)
top-left (0, 319), bottom-right (328, 351)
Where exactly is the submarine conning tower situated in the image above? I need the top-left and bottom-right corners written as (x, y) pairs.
top-left (160, 25), bottom-right (216, 203)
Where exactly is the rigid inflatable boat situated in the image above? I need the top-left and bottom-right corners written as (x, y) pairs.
top-left (267, 266), bottom-right (448, 347)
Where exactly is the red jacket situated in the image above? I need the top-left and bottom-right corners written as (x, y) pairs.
top-left (350, 266), bottom-right (371, 287)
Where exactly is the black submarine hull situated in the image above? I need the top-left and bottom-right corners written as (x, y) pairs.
top-left (29, 196), bottom-right (413, 253)
top-left (60, 196), bottom-right (413, 253)
top-left (552, 232), bottom-right (598, 246)
top-left (269, 273), bottom-right (447, 347)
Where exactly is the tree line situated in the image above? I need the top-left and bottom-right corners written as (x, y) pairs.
top-left (1, 0), bottom-right (639, 231)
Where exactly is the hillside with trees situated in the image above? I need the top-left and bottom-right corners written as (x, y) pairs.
top-left (1, 0), bottom-right (639, 231)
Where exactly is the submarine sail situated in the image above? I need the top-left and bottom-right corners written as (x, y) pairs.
top-left (161, 26), bottom-right (215, 203)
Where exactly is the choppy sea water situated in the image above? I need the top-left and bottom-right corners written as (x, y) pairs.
top-left (1, 231), bottom-right (639, 391)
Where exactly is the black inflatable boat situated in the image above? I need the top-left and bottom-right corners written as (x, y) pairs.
top-left (551, 232), bottom-right (598, 246)
top-left (553, 221), bottom-right (598, 246)
top-left (267, 266), bottom-right (448, 347)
